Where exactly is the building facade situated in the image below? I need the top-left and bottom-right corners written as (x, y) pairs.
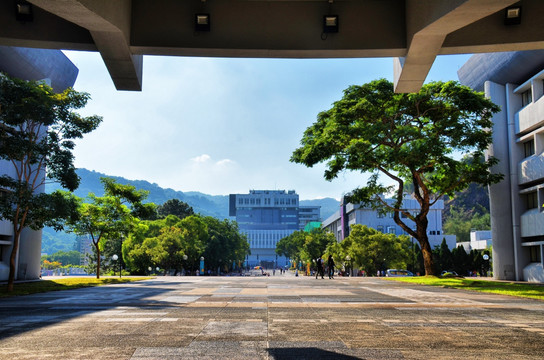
top-left (0, 46), bottom-right (78, 281)
top-left (322, 195), bottom-right (456, 250)
top-left (458, 50), bottom-right (544, 282)
top-left (229, 190), bottom-right (320, 268)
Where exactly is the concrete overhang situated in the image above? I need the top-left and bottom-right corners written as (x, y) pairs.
top-left (1, 0), bottom-right (542, 92)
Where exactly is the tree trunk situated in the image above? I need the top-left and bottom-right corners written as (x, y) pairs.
top-left (95, 243), bottom-right (101, 279)
top-left (6, 228), bottom-right (22, 292)
top-left (419, 236), bottom-right (435, 276)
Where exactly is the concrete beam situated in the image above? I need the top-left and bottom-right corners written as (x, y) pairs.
top-left (394, 0), bottom-right (518, 93)
top-left (28, 0), bottom-right (142, 91)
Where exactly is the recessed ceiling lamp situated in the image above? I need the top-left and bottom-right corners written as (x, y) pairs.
top-left (195, 13), bottom-right (210, 32)
top-left (323, 15), bottom-right (339, 33)
top-left (504, 6), bottom-right (521, 25)
top-left (15, 0), bottom-right (33, 22)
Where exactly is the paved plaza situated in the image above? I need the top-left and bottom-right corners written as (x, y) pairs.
top-left (1, 274), bottom-right (543, 359)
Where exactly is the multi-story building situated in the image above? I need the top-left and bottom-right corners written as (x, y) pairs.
top-left (458, 50), bottom-right (544, 282)
top-left (322, 195), bottom-right (456, 250)
top-left (0, 46), bottom-right (78, 281)
top-left (229, 190), bottom-right (320, 268)
top-left (298, 206), bottom-right (321, 230)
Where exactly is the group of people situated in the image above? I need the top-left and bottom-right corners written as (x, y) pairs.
top-left (315, 255), bottom-right (335, 279)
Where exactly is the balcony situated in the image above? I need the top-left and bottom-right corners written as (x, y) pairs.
top-left (0, 220), bottom-right (13, 237)
top-left (519, 153), bottom-right (544, 185)
top-left (520, 209), bottom-right (544, 238)
top-left (516, 96), bottom-right (544, 135)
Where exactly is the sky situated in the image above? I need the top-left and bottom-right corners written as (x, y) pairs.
top-left (63, 51), bottom-right (472, 200)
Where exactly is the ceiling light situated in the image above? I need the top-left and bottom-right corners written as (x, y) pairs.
top-left (504, 6), bottom-right (521, 26)
top-left (15, 1), bottom-right (33, 22)
top-left (195, 14), bottom-right (210, 32)
top-left (323, 15), bottom-right (339, 33)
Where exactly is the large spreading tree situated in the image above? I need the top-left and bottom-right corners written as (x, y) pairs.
top-left (0, 74), bottom-right (101, 291)
top-left (291, 79), bottom-right (502, 275)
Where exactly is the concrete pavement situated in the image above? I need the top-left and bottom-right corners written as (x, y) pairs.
top-left (1, 273), bottom-right (543, 359)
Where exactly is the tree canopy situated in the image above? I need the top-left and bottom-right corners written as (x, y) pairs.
top-left (66, 177), bottom-right (154, 278)
top-left (291, 79), bottom-right (502, 275)
top-left (0, 74), bottom-right (101, 291)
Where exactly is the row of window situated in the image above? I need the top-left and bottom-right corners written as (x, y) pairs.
top-left (238, 198), bottom-right (298, 206)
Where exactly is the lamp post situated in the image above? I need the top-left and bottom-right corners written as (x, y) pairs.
top-left (182, 254), bottom-right (188, 276)
top-left (148, 266), bottom-right (152, 276)
top-left (345, 255), bottom-right (351, 277)
top-left (200, 256), bottom-right (204, 275)
top-left (112, 254), bottom-right (120, 278)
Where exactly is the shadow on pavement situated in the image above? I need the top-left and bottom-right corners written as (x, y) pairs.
top-left (267, 347), bottom-right (364, 359)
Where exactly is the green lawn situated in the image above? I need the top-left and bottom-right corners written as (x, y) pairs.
top-left (0, 277), bottom-right (152, 298)
top-left (386, 276), bottom-right (544, 301)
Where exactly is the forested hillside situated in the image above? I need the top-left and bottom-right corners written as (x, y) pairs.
top-left (42, 168), bottom-right (340, 253)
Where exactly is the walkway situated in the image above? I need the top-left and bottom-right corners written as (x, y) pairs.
top-left (1, 275), bottom-right (543, 359)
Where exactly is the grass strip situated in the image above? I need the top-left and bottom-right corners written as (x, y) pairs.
top-left (0, 277), bottom-right (152, 298)
top-left (385, 276), bottom-right (544, 301)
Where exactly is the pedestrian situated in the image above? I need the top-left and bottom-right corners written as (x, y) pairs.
top-left (316, 257), bottom-right (324, 279)
top-left (327, 255), bottom-right (335, 279)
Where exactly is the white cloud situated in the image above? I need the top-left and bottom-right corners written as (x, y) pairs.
top-left (191, 154), bottom-right (211, 163)
top-left (216, 159), bottom-right (236, 167)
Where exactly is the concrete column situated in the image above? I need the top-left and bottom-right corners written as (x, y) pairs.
top-left (505, 83), bottom-right (527, 280)
top-left (485, 81), bottom-right (516, 280)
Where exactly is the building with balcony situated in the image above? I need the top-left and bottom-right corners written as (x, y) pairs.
top-left (322, 195), bottom-right (456, 250)
top-left (458, 50), bottom-right (544, 282)
top-left (0, 46), bottom-right (78, 281)
top-left (229, 190), bottom-right (320, 268)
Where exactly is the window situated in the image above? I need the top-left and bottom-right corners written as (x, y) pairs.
top-left (530, 246), bottom-right (541, 263)
top-left (377, 212), bottom-right (385, 218)
top-left (524, 139), bottom-right (535, 158)
top-left (387, 226), bottom-right (396, 234)
top-left (526, 192), bottom-right (538, 209)
top-left (522, 89), bottom-right (532, 107)
top-left (377, 225), bottom-right (384, 233)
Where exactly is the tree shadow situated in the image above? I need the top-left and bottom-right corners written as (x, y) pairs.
top-left (267, 347), bottom-right (364, 360)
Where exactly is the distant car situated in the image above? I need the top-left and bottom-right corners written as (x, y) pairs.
top-left (386, 269), bottom-right (414, 277)
top-left (441, 270), bottom-right (459, 276)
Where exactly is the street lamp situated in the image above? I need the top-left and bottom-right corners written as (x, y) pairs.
top-left (200, 256), bottom-right (205, 275)
top-left (182, 254), bottom-right (188, 276)
top-left (112, 254), bottom-right (121, 278)
top-left (345, 255), bottom-right (351, 277)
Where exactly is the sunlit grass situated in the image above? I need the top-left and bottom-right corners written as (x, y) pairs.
top-left (0, 277), bottom-right (152, 298)
top-left (386, 276), bottom-right (544, 301)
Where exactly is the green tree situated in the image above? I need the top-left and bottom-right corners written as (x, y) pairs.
top-left (291, 79), bottom-right (502, 275)
top-left (299, 229), bottom-right (336, 264)
top-left (451, 245), bottom-right (470, 276)
top-left (41, 250), bottom-right (81, 266)
top-left (202, 217), bottom-right (249, 273)
top-left (276, 231), bottom-right (306, 262)
top-left (66, 178), bottom-right (154, 278)
top-left (338, 225), bottom-right (411, 276)
top-left (0, 74), bottom-right (101, 291)
top-left (157, 199), bottom-right (194, 220)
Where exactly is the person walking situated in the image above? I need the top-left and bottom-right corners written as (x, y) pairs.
top-left (316, 257), bottom-right (324, 279)
top-left (327, 255), bottom-right (335, 279)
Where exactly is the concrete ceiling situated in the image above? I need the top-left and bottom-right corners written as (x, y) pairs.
top-left (2, 0), bottom-right (541, 92)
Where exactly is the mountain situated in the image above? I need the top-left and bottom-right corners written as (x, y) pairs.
top-left (42, 168), bottom-right (340, 253)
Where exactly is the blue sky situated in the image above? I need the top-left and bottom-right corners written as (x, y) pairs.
top-left (64, 51), bottom-right (472, 200)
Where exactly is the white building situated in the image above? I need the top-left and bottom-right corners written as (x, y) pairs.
top-left (322, 195), bottom-right (456, 250)
top-left (0, 47), bottom-right (78, 281)
top-left (458, 231), bottom-right (493, 253)
top-left (458, 50), bottom-right (544, 282)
